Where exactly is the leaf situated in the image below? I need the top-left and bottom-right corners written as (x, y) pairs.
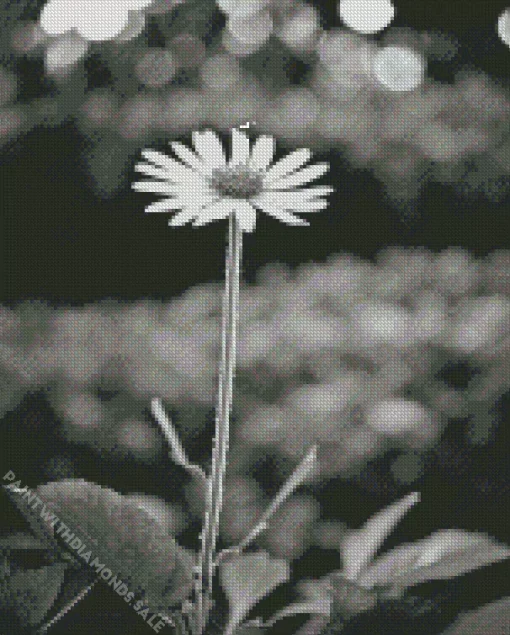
top-left (34, 479), bottom-right (195, 612)
top-left (151, 398), bottom-right (207, 483)
top-left (0, 563), bottom-right (67, 627)
top-left (326, 573), bottom-right (378, 620)
top-left (294, 575), bottom-right (378, 635)
top-left (0, 533), bottom-right (47, 551)
top-left (264, 579), bottom-right (332, 628)
top-left (216, 445), bottom-right (319, 565)
top-left (357, 529), bottom-right (510, 597)
top-left (293, 614), bottom-right (333, 635)
top-left (3, 486), bottom-right (53, 546)
top-left (233, 621), bottom-right (267, 635)
top-left (219, 550), bottom-right (290, 635)
top-left (340, 492), bottom-right (420, 581)
top-left (2, 485), bottom-right (69, 560)
top-left (441, 596), bottom-right (510, 634)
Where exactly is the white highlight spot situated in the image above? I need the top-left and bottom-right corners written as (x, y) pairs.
top-left (337, 0), bottom-right (395, 35)
top-left (373, 45), bottom-right (426, 92)
top-left (45, 32), bottom-right (90, 74)
top-left (278, 5), bottom-right (321, 52)
top-left (217, 0), bottom-right (271, 19)
top-left (115, 10), bottom-right (147, 42)
top-left (497, 9), bottom-right (510, 47)
top-left (40, 0), bottom-right (150, 42)
top-left (366, 399), bottom-right (432, 435)
top-left (228, 10), bottom-right (273, 49)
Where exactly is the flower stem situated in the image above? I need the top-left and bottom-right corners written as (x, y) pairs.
top-left (193, 212), bottom-right (243, 634)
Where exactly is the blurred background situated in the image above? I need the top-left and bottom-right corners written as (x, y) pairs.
top-left (0, 0), bottom-right (509, 301)
top-left (0, 0), bottom-right (509, 633)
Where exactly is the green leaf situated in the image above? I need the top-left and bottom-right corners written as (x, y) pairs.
top-left (35, 479), bottom-right (195, 612)
top-left (264, 579), bottom-right (332, 628)
top-left (441, 596), bottom-right (510, 634)
top-left (2, 485), bottom-right (68, 559)
top-left (294, 614), bottom-right (333, 635)
top-left (326, 574), bottom-right (378, 620)
top-left (357, 529), bottom-right (510, 597)
top-left (339, 492), bottom-right (420, 582)
top-left (219, 550), bottom-right (290, 635)
top-left (298, 575), bottom-right (377, 635)
top-left (0, 532), bottom-right (47, 551)
top-left (0, 563), bottom-right (67, 627)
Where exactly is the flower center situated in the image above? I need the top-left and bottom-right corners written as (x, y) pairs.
top-left (210, 164), bottom-right (264, 199)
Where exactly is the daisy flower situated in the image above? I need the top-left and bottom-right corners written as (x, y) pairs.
top-left (132, 127), bottom-right (333, 634)
top-left (132, 128), bottom-right (332, 233)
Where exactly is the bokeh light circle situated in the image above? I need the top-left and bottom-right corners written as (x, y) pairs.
top-left (497, 8), bottom-right (510, 47)
top-left (373, 45), bottom-right (426, 91)
top-left (337, 0), bottom-right (395, 35)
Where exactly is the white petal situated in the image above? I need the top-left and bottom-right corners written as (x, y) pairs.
top-left (292, 199), bottom-right (329, 212)
top-left (134, 163), bottom-right (170, 180)
top-left (266, 162), bottom-right (329, 190)
top-left (145, 200), bottom-right (180, 213)
top-left (169, 208), bottom-right (201, 227)
top-left (163, 176), bottom-right (215, 193)
top-left (249, 135), bottom-right (275, 170)
top-left (193, 198), bottom-right (235, 226)
top-left (169, 141), bottom-right (212, 177)
top-left (141, 149), bottom-right (206, 185)
top-left (230, 129), bottom-right (251, 166)
top-left (176, 192), bottom-right (218, 207)
top-left (232, 200), bottom-right (258, 233)
top-left (145, 198), bottom-right (204, 212)
top-left (256, 201), bottom-right (310, 226)
top-left (192, 130), bottom-right (226, 170)
top-left (147, 200), bottom-right (184, 211)
top-left (132, 180), bottom-right (178, 194)
top-left (141, 149), bottom-right (184, 171)
top-left (252, 187), bottom-right (332, 208)
top-left (264, 148), bottom-right (311, 183)
top-left (295, 185), bottom-right (334, 197)
top-left (132, 179), bottom-right (215, 204)
top-left (155, 181), bottom-right (215, 195)
top-left (147, 189), bottom-right (217, 210)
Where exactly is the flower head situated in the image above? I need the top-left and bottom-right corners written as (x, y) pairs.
top-left (132, 129), bottom-right (332, 232)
